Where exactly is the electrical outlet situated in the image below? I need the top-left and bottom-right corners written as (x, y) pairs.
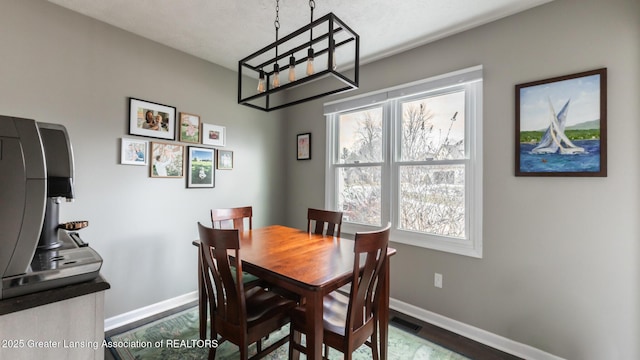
top-left (434, 273), bottom-right (443, 288)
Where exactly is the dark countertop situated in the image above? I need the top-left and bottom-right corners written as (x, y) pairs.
top-left (0, 275), bottom-right (110, 316)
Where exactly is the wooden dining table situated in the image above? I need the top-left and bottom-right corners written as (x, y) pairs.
top-left (195, 224), bottom-right (396, 360)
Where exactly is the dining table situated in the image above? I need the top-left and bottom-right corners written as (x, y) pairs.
top-left (194, 224), bottom-right (396, 360)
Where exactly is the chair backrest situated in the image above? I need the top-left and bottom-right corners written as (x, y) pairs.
top-left (307, 208), bottom-right (343, 237)
top-left (211, 206), bottom-right (253, 232)
top-left (346, 223), bottom-right (390, 337)
top-left (198, 222), bottom-right (247, 335)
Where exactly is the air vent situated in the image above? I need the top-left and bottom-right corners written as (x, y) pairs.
top-left (390, 316), bottom-right (422, 333)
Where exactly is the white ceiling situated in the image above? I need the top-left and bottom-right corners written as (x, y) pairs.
top-left (47, 0), bottom-right (552, 72)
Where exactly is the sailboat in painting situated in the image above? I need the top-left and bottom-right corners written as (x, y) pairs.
top-left (531, 98), bottom-right (585, 155)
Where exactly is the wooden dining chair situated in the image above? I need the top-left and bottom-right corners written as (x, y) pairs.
top-left (210, 206), bottom-right (258, 284)
top-left (199, 206), bottom-right (261, 340)
top-left (211, 206), bottom-right (253, 232)
top-left (288, 223), bottom-right (391, 360)
top-left (198, 222), bottom-right (296, 360)
top-left (209, 206), bottom-right (261, 283)
top-left (307, 208), bottom-right (343, 237)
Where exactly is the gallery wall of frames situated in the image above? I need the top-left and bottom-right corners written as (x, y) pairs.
top-left (120, 97), bottom-right (234, 188)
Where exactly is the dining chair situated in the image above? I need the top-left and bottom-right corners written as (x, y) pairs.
top-left (211, 206), bottom-right (253, 232)
top-left (198, 222), bottom-right (296, 360)
top-left (288, 223), bottom-right (391, 360)
top-left (307, 208), bottom-right (343, 237)
top-left (199, 206), bottom-right (262, 341)
top-left (209, 206), bottom-right (261, 286)
top-left (207, 206), bottom-right (265, 291)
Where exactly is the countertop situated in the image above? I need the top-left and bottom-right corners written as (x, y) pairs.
top-left (0, 275), bottom-right (110, 316)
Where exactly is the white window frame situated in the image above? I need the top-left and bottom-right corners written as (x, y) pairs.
top-left (325, 66), bottom-right (483, 258)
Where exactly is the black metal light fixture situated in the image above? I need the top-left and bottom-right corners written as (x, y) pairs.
top-left (238, 0), bottom-right (360, 112)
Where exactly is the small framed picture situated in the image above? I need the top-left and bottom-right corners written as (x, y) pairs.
top-left (120, 138), bottom-right (148, 166)
top-left (202, 123), bottom-right (226, 147)
top-left (217, 150), bottom-right (233, 170)
top-left (297, 133), bottom-right (311, 160)
top-left (129, 98), bottom-right (176, 140)
top-left (187, 146), bottom-right (215, 188)
top-left (515, 68), bottom-right (607, 176)
top-left (150, 142), bottom-right (184, 178)
top-left (179, 112), bottom-right (201, 143)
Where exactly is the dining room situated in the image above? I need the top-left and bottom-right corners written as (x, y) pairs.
top-left (0, 0), bottom-right (638, 359)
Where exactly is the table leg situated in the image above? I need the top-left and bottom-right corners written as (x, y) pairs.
top-left (379, 256), bottom-right (390, 360)
top-left (305, 290), bottom-right (324, 360)
top-left (198, 249), bottom-right (207, 340)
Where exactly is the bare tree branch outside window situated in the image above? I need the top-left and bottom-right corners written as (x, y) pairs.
top-left (398, 91), bottom-right (466, 238)
top-left (336, 90), bottom-right (466, 237)
top-left (337, 108), bottom-right (382, 225)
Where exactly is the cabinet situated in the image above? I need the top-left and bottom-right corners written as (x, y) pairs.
top-left (0, 276), bottom-right (110, 360)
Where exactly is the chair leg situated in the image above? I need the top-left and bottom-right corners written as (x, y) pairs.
top-left (207, 331), bottom-right (219, 360)
top-left (371, 333), bottom-right (380, 360)
top-left (288, 329), bottom-right (302, 360)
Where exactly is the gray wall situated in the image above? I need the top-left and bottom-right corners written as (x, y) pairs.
top-left (0, 0), bottom-right (286, 318)
top-left (283, 0), bottom-right (640, 358)
top-left (2, 0), bottom-right (638, 358)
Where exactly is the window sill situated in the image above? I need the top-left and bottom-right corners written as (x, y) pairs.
top-left (342, 223), bottom-right (482, 258)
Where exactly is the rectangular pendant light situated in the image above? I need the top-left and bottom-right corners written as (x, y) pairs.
top-left (238, 13), bottom-right (359, 112)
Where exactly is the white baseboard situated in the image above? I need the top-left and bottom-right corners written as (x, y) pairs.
top-left (389, 297), bottom-right (565, 360)
top-left (104, 291), bottom-right (198, 332)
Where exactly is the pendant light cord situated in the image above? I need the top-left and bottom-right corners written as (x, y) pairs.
top-left (309, 0), bottom-right (315, 47)
top-left (274, 0), bottom-right (280, 59)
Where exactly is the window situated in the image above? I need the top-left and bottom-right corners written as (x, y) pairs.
top-left (325, 66), bottom-right (483, 257)
top-left (336, 107), bottom-right (383, 226)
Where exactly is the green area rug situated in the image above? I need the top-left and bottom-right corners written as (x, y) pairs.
top-left (107, 307), bottom-right (469, 359)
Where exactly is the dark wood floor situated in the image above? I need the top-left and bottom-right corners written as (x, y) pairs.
top-left (388, 308), bottom-right (522, 360)
top-left (105, 303), bottom-right (522, 360)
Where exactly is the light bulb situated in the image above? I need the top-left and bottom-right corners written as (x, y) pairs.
top-left (331, 40), bottom-right (337, 71)
top-left (331, 51), bottom-right (337, 71)
top-left (257, 70), bottom-right (266, 93)
top-left (272, 64), bottom-right (280, 88)
top-left (306, 48), bottom-right (314, 76)
top-left (288, 56), bottom-right (296, 82)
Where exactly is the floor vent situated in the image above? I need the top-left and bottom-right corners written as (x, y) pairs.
top-left (390, 316), bottom-right (422, 333)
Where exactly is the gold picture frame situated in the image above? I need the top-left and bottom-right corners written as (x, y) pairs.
top-left (179, 112), bottom-right (201, 144)
top-left (150, 142), bottom-right (184, 178)
top-left (217, 150), bottom-right (233, 170)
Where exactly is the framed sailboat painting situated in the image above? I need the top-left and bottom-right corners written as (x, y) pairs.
top-left (515, 68), bottom-right (607, 177)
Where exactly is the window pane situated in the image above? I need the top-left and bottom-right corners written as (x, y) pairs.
top-left (399, 164), bottom-right (465, 238)
top-left (338, 108), bottom-right (383, 164)
top-left (401, 91), bottom-right (465, 161)
top-left (338, 166), bottom-right (381, 226)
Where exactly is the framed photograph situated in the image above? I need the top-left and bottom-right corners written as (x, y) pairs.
top-left (515, 68), bottom-right (607, 177)
top-left (179, 113), bottom-right (201, 143)
top-left (150, 142), bottom-right (184, 178)
top-left (187, 146), bottom-right (215, 188)
top-left (202, 124), bottom-right (226, 147)
top-left (120, 138), bottom-right (148, 166)
top-left (297, 132), bottom-right (311, 160)
top-left (217, 150), bottom-right (234, 170)
top-left (129, 97), bottom-right (176, 140)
